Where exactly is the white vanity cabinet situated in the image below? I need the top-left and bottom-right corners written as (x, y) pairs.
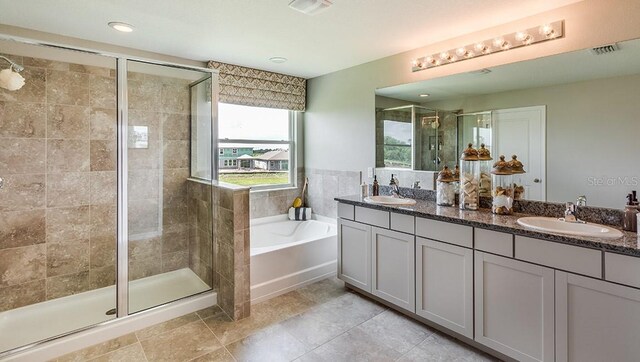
top-left (371, 227), bottom-right (415, 312)
top-left (555, 271), bottom-right (640, 362)
top-left (337, 218), bottom-right (371, 292)
top-left (474, 251), bottom-right (555, 362)
top-left (415, 237), bottom-right (473, 338)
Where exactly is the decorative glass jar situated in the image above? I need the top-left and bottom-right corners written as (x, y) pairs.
top-left (478, 144), bottom-right (493, 197)
top-left (491, 155), bottom-right (514, 215)
top-left (437, 166), bottom-right (456, 206)
top-left (509, 155), bottom-right (526, 200)
top-left (459, 143), bottom-right (480, 210)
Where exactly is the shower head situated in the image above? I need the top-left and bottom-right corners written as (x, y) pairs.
top-left (0, 55), bottom-right (24, 72)
top-left (0, 55), bottom-right (25, 91)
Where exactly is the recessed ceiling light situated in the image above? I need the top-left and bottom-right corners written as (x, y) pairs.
top-left (419, 94), bottom-right (430, 97)
top-left (108, 22), bottom-right (135, 33)
top-left (269, 57), bottom-right (288, 64)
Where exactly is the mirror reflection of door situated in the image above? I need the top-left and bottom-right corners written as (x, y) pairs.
top-left (493, 106), bottom-right (546, 201)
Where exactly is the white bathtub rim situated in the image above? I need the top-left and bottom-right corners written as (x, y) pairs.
top-left (250, 213), bottom-right (335, 226)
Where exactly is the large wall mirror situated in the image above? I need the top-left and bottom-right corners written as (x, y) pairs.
top-left (375, 37), bottom-right (640, 209)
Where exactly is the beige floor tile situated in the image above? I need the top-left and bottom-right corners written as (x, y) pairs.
top-left (87, 343), bottom-right (147, 362)
top-left (226, 324), bottom-right (309, 362)
top-left (135, 313), bottom-right (200, 340)
top-left (354, 309), bottom-right (434, 354)
top-left (397, 332), bottom-right (497, 362)
top-left (280, 292), bottom-right (386, 349)
top-left (188, 348), bottom-right (235, 362)
top-left (296, 327), bottom-right (400, 362)
top-left (140, 320), bottom-right (222, 362)
top-left (57, 333), bottom-right (138, 362)
top-left (196, 305), bottom-right (224, 320)
top-left (296, 277), bottom-right (347, 305)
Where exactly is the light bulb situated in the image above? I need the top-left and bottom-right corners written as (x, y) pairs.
top-left (425, 56), bottom-right (435, 65)
top-left (439, 52), bottom-right (450, 60)
top-left (539, 24), bottom-right (556, 38)
top-left (516, 31), bottom-right (533, 44)
top-left (474, 42), bottom-right (490, 54)
top-left (456, 47), bottom-right (467, 57)
top-left (411, 59), bottom-right (418, 67)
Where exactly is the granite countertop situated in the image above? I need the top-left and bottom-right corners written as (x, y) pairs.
top-left (335, 195), bottom-right (640, 257)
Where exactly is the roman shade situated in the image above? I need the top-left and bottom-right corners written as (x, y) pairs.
top-left (207, 61), bottom-right (306, 111)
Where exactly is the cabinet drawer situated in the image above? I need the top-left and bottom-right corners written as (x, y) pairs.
top-left (337, 203), bottom-right (355, 220)
top-left (605, 252), bottom-right (640, 289)
top-left (415, 217), bottom-right (472, 248)
top-left (515, 236), bottom-right (602, 278)
top-left (354, 206), bottom-right (389, 228)
top-left (391, 212), bottom-right (414, 234)
top-left (474, 228), bottom-right (513, 257)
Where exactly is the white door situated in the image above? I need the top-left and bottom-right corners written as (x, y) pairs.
top-left (371, 227), bottom-right (415, 312)
top-left (337, 219), bottom-right (371, 292)
top-left (556, 271), bottom-right (640, 362)
top-left (474, 251), bottom-right (555, 362)
top-left (416, 237), bottom-right (473, 338)
top-left (492, 106), bottom-right (546, 201)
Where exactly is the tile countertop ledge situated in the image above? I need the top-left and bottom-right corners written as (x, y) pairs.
top-left (335, 195), bottom-right (640, 258)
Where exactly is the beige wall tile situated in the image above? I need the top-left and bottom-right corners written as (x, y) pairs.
top-left (90, 265), bottom-right (115, 289)
top-left (162, 250), bottom-right (189, 272)
top-left (46, 172), bottom-right (91, 207)
top-left (128, 237), bottom-right (161, 262)
top-left (90, 235), bottom-right (116, 269)
top-left (46, 240), bottom-right (90, 277)
top-left (23, 57), bottom-right (68, 70)
top-left (127, 199), bottom-right (159, 235)
top-left (0, 67), bottom-right (46, 103)
top-left (161, 224), bottom-right (189, 254)
top-left (0, 101), bottom-right (46, 138)
top-left (127, 78), bottom-right (162, 111)
top-left (89, 74), bottom-right (116, 109)
top-left (127, 139), bottom-right (160, 170)
top-left (46, 271), bottom-right (91, 299)
top-left (90, 171), bottom-right (117, 205)
top-left (0, 244), bottom-right (46, 287)
top-left (46, 69), bottom-right (90, 106)
top-left (47, 139), bottom-right (90, 172)
top-left (128, 257), bottom-right (162, 281)
top-left (90, 204), bottom-right (116, 238)
top-left (164, 205), bottom-right (188, 226)
top-left (90, 108), bottom-right (116, 140)
top-left (0, 280), bottom-right (45, 312)
top-left (47, 104), bottom-right (90, 139)
top-left (0, 209), bottom-right (46, 249)
top-left (128, 169), bottom-right (159, 201)
top-left (160, 82), bottom-right (190, 114)
top-left (90, 139), bottom-right (116, 171)
top-left (47, 205), bottom-right (91, 243)
top-left (0, 138), bottom-right (45, 174)
top-left (163, 140), bottom-right (190, 169)
top-left (162, 113), bottom-right (190, 140)
top-left (0, 173), bottom-right (45, 211)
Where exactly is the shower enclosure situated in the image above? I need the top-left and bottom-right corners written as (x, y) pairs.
top-left (376, 105), bottom-right (458, 171)
top-left (0, 38), bottom-right (217, 355)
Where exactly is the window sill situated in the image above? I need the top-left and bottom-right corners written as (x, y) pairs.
top-left (250, 185), bottom-right (298, 194)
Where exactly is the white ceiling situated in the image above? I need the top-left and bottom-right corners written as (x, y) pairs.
top-left (0, 0), bottom-right (581, 78)
top-left (376, 38), bottom-right (640, 102)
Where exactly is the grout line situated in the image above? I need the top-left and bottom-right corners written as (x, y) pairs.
top-left (200, 312), bottom-right (238, 362)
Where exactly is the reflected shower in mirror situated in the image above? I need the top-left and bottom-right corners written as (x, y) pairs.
top-left (375, 37), bottom-right (640, 208)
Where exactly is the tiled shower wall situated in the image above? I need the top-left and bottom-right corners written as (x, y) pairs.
top-left (187, 179), bottom-right (214, 288)
top-left (126, 71), bottom-right (192, 280)
top-left (0, 54), bottom-right (118, 312)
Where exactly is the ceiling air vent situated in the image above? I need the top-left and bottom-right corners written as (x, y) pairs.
top-left (591, 43), bottom-right (619, 55)
top-left (289, 0), bottom-right (333, 15)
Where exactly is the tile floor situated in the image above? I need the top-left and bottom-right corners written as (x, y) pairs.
top-left (54, 278), bottom-right (497, 362)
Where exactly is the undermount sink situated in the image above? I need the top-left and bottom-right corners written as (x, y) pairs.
top-left (364, 195), bottom-right (417, 206)
top-left (517, 216), bottom-right (623, 239)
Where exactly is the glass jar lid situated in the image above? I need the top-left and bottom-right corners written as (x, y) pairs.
top-left (491, 155), bottom-right (513, 175)
top-left (509, 155), bottom-right (526, 174)
top-left (460, 143), bottom-right (479, 161)
top-left (477, 143), bottom-right (492, 161)
top-left (437, 166), bottom-right (456, 182)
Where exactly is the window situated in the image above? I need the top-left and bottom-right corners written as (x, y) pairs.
top-left (217, 103), bottom-right (295, 189)
top-left (383, 119), bottom-right (412, 168)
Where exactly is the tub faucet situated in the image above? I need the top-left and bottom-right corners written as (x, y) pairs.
top-left (562, 202), bottom-right (585, 223)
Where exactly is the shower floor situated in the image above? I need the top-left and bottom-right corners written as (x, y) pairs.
top-left (0, 268), bottom-right (210, 353)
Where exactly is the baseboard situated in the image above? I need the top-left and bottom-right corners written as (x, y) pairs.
top-left (4, 292), bottom-right (216, 362)
top-left (251, 261), bottom-right (337, 304)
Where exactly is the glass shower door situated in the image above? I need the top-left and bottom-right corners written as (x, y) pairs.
top-left (125, 60), bottom-right (214, 314)
top-left (0, 40), bottom-right (118, 353)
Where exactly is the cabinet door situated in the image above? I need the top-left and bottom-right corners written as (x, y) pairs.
top-left (475, 252), bottom-right (555, 362)
top-left (371, 227), bottom-right (415, 312)
top-left (337, 219), bottom-right (371, 292)
top-left (556, 271), bottom-right (640, 362)
top-left (416, 238), bottom-right (473, 338)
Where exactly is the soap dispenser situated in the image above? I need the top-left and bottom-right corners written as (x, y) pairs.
top-left (372, 175), bottom-right (380, 196)
top-left (623, 193), bottom-right (638, 232)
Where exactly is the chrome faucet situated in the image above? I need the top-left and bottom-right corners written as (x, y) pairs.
top-left (562, 202), bottom-right (585, 223)
top-left (576, 195), bottom-right (587, 207)
top-left (390, 174), bottom-right (400, 197)
top-left (413, 180), bottom-right (421, 189)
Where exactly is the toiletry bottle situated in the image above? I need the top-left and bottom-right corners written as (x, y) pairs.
top-left (360, 181), bottom-right (369, 198)
top-left (623, 193), bottom-right (638, 232)
top-left (389, 174), bottom-right (395, 186)
top-left (372, 176), bottom-right (379, 196)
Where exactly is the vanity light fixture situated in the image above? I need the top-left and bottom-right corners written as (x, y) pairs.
top-left (108, 22), bottom-right (134, 33)
top-left (411, 20), bottom-right (564, 72)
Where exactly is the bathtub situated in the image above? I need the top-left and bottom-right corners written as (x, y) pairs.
top-left (250, 214), bottom-right (337, 303)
